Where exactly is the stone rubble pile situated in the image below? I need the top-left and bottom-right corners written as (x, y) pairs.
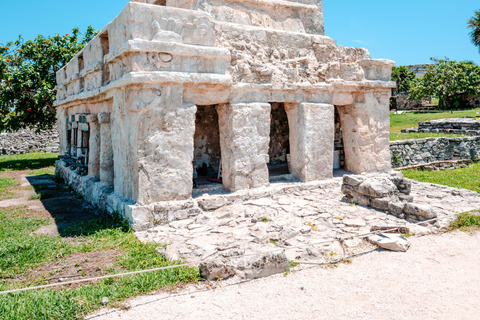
top-left (135, 174), bottom-right (480, 279)
top-left (0, 128), bottom-right (59, 155)
top-left (341, 173), bottom-right (437, 221)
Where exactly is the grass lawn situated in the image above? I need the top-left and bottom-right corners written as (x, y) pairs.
top-left (0, 177), bottom-right (18, 201)
top-left (0, 153), bottom-right (59, 172)
top-left (402, 162), bottom-right (480, 194)
top-left (0, 153), bottom-right (200, 320)
top-left (389, 132), bottom-right (468, 141)
top-left (390, 108), bottom-right (480, 133)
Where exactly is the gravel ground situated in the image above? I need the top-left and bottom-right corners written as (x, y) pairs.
top-left (88, 230), bottom-right (480, 320)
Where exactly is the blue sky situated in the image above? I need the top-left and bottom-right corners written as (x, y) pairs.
top-left (1, 0), bottom-right (479, 66)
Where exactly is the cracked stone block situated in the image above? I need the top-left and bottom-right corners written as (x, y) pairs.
top-left (388, 201), bottom-right (405, 216)
top-left (404, 203), bottom-right (437, 219)
top-left (398, 194), bottom-right (414, 203)
top-left (358, 178), bottom-right (397, 198)
top-left (199, 260), bottom-right (236, 280)
top-left (235, 252), bottom-right (290, 280)
top-left (371, 198), bottom-right (390, 211)
top-left (343, 175), bottom-right (366, 187)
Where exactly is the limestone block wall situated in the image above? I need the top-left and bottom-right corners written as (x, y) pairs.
top-left (0, 129), bottom-right (59, 155)
top-left (390, 137), bottom-right (480, 168)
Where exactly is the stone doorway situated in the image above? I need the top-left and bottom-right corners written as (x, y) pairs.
top-left (268, 102), bottom-right (291, 179)
top-left (193, 105), bottom-right (223, 192)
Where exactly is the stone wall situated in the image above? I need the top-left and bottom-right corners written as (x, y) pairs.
top-left (391, 92), bottom-right (431, 110)
top-left (390, 136), bottom-right (480, 168)
top-left (418, 118), bottom-right (480, 132)
top-left (0, 129), bottom-right (59, 155)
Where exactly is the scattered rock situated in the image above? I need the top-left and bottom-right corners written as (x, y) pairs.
top-left (369, 234), bottom-right (410, 252)
top-left (198, 197), bottom-right (229, 211)
top-left (235, 252), bottom-right (290, 279)
top-left (101, 297), bottom-right (109, 306)
top-left (199, 260), bottom-right (236, 280)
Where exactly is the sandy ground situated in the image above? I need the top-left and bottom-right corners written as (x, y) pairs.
top-left (88, 230), bottom-right (480, 320)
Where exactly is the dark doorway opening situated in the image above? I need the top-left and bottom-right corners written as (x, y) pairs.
top-left (193, 105), bottom-right (222, 191)
top-left (268, 102), bottom-right (290, 178)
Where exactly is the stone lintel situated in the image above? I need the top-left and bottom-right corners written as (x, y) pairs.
top-left (98, 112), bottom-right (111, 124)
top-left (86, 114), bottom-right (98, 123)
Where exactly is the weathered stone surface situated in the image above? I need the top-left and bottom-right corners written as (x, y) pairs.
top-left (343, 218), bottom-right (366, 227)
top-left (286, 103), bottom-right (334, 182)
top-left (198, 197), bottom-right (229, 211)
top-left (369, 234), bottom-right (410, 252)
top-left (371, 198), bottom-right (390, 211)
top-left (404, 203), bottom-right (437, 219)
top-left (358, 178), bottom-right (396, 198)
top-left (388, 201), bottom-right (405, 216)
top-left (343, 175), bottom-right (366, 187)
top-left (199, 260), bottom-right (236, 280)
top-left (235, 252), bottom-right (290, 280)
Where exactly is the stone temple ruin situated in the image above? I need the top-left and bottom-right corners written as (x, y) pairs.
top-left (55, 0), bottom-right (395, 229)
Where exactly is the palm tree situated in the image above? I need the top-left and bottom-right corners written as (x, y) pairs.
top-left (468, 9), bottom-right (480, 53)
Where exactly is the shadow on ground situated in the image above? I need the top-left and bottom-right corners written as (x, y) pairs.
top-left (25, 173), bottom-right (121, 238)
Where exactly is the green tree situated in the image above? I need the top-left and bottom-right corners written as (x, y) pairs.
top-left (409, 58), bottom-right (480, 109)
top-left (0, 26), bottom-right (98, 132)
top-left (392, 66), bottom-right (416, 95)
top-left (468, 9), bottom-right (480, 53)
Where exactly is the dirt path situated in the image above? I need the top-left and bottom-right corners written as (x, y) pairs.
top-left (89, 231), bottom-right (480, 320)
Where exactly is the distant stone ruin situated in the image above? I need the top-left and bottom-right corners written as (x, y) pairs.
top-left (0, 129), bottom-right (59, 155)
top-left (402, 118), bottom-right (480, 135)
top-left (55, 0), bottom-right (395, 229)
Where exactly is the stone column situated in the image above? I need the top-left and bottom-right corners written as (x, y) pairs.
top-left (338, 91), bottom-right (391, 174)
top-left (71, 115), bottom-right (78, 156)
top-left (86, 114), bottom-right (101, 179)
top-left (75, 114), bottom-right (82, 157)
top-left (98, 112), bottom-right (114, 186)
top-left (285, 102), bottom-right (334, 182)
top-left (136, 101), bottom-right (197, 204)
top-left (217, 102), bottom-right (271, 192)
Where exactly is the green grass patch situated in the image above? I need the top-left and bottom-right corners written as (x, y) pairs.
top-left (0, 177), bottom-right (18, 200)
top-left (390, 108), bottom-right (480, 133)
top-left (28, 191), bottom-right (54, 200)
top-left (0, 153), bottom-right (59, 172)
top-left (29, 168), bottom-right (55, 176)
top-left (389, 132), bottom-right (467, 141)
top-left (0, 208), bottom-right (200, 319)
top-left (402, 162), bottom-right (480, 194)
top-left (450, 212), bottom-right (480, 231)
